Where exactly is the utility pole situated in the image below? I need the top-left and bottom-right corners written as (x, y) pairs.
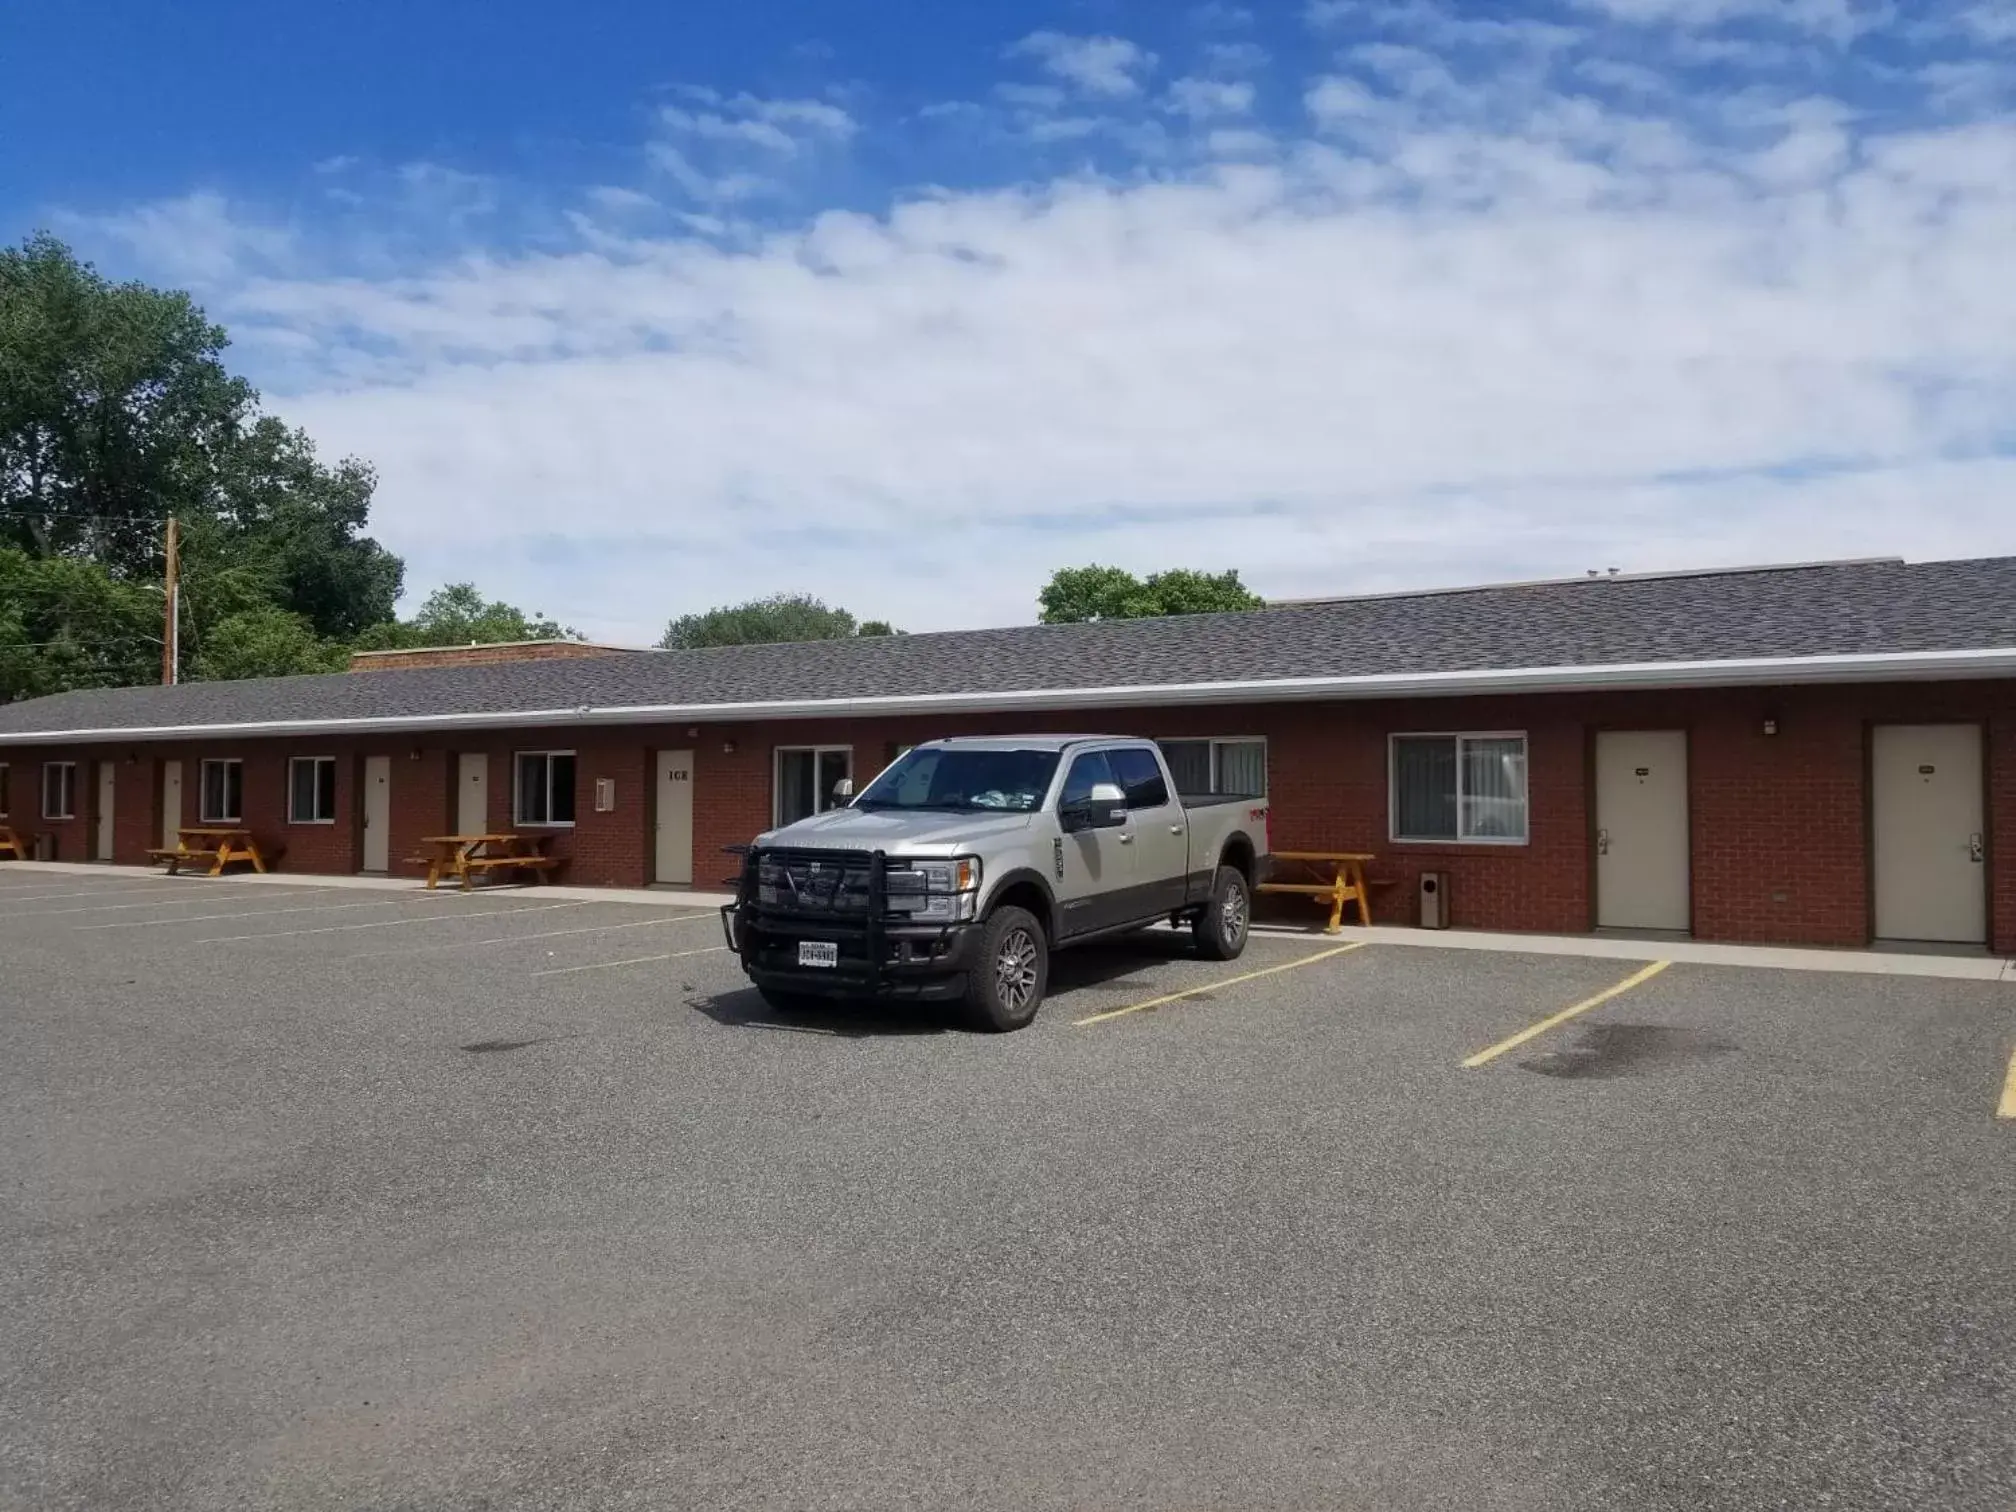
top-left (162, 515), bottom-right (180, 686)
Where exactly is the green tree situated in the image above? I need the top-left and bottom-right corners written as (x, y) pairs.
top-left (191, 605), bottom-right (349, 681)
top-left (660, 593), bottom-right (899, 649)
top-left (0, 233), bottom-right (406, 691)
top-left (352, 582), bottom-right (578, 651)
top-left (1037, 565), bottom-right (1265, 623)
top-left (0, 547), bottom-right (161, 702)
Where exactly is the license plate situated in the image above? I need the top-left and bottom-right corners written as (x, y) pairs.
top-left (797, 941), bottom-right (839, 969)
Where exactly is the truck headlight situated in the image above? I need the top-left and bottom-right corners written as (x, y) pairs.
top-left (885, 857), bottom-right (981, 920)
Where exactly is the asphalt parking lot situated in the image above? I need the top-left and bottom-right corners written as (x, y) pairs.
top-left (3, 867), bottom-right (2012, 1512)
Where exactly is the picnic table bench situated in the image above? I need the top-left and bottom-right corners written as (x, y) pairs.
top-left (0, 824), bottom-right (32, 861)
top-left (1259, 851), bottom-right (1389, 933)
top-left (145, 827), bottom-right (275, 877)
top-left (412, 833), bottom-right (561, 891)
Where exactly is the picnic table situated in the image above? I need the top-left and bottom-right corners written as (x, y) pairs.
top-left (0, 824), bottom-right (32, 861)
top-left (1259, 851), bottom-right (1381, 933)
top-left (414, 833), bottom-right (560, 891)
top-left (148, 827), bottom-right (273, 877)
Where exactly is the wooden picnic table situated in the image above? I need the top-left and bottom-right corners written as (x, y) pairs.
top-left (1259, 851), bottom-right (1379, 933)
top-left (0, 824), bottom-right (32, 861)
top-left (148, 827), bottom-right (272, 877)
top-left (414, 833), bottom-right (560, 891)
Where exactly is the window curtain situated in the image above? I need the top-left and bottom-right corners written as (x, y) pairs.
top-left (1216, 740), bottom-right (1267, 797)
top-left (1393, 738), bottom-right (1458, 839)
top-left (1460, 737), bottom-right (1526, 839)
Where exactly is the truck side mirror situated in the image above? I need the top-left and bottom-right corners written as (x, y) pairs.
top-left (1088, 782), bottom-right (1128, 828)
top-left (831, 777), bottom-right (854, 802)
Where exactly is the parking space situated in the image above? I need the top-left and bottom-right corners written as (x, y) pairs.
top-left (3, 869), bottom-right (2012, 1511)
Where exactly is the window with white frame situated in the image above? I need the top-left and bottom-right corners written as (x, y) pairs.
top-left (514, 751), bottom-right (577, 826)
top-left (1157, 738), bottom-right (1267, 797)
top-left (287, 756), bottom-right (338, 824)
top-left (1390, 733), bottom-right (1529, 844)
top-left (775, 746), bottom-right (852, 826)
top-left (199, 759), bottom-right (244, 824)
top-left (41, 761), bottom-right (76, 820)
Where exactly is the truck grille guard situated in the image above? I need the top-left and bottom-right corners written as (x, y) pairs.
top-left (720, 847), bottom-right (965, 988)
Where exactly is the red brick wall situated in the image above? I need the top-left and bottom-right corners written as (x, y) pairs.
top-left (7, 678), bottom-right (2013, 952)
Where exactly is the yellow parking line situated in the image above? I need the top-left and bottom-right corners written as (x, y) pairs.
top-left (1462, 960), bottom-right (1671, 1069)
top-left (1998, 1045), bottom-right (2016, 1121)
top-left (1073, 942), bottom-right (1368, 1027)
top-left (533, 944), bottom-right (725, 978)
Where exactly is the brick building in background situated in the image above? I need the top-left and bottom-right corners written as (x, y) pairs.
top-left (3, 556), bottom-right (2013, 953)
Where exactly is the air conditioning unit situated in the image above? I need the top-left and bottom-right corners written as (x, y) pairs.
top-left (1418, 871), bottom-right (1450, 930)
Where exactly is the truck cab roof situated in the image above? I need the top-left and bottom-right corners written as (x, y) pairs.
top-left (907, 735), bottom-right (1147, 754)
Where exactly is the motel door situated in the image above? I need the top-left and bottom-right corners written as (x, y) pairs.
top-left (456, 753), bottom-right (488, 835)
top-left (1872, 725), bottom-right (1986, 944)
top-left (1595, 731), bottom-right (1691, 932)
top-left (654, 750), bottom-right (694, 886)
top-left (94, 760), bottom-right (116, 861)
top-left (160, 761), bottom-right (182, 850)
top-left (362, 756), bottom-right (392, 873)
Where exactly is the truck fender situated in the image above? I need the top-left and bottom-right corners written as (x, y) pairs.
top-left (984, 868), bottom-right (1061, 942)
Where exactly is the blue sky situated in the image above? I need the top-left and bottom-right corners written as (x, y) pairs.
top-left (7, 0), bottom-right (2015, 639)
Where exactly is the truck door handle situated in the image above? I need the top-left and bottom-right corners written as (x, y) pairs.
top-left (1169, 825), bottom-right (1185, 836)
top-left (1118, 833), bottom-right (1133, 844)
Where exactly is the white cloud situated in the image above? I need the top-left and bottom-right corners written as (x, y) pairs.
top-left (1305, 76), bottom-right (1382, 126)
top-left (1202, 41), bottom-right (1271, 73)
top-left (60, 25), bottom-right (2016, 638)
top-left (56, 191), bottom-right (294, 286)
top-left (1570, 0), bottom-right (1895, 41)
top-left (1166, 78), bottom-right (1257, 118)
top-left (1009, 32), bottom-right (1156, 98)
top-left (1959, 0), bottom-right (2016, 39)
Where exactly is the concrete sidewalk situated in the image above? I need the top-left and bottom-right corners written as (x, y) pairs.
top-left (0, 860), bottom-right (739, 912)
top-left (6, 860), bottom-right (2010, 983)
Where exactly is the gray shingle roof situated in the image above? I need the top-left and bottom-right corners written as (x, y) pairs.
top-left (4, 556), bottom-right (2014, 740)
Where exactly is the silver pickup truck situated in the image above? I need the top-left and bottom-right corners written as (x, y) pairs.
top-left (723, 735), bottom-right (1272, 1030)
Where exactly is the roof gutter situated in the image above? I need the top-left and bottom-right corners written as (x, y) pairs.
top-left (3, 647), bottom-right (2014, 747)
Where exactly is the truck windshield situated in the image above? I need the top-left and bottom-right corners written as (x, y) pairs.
top-left (853, 747), bottom-right (1063, 813)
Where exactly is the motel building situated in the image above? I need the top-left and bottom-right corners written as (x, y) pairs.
top-left (2, 556), bottom-right (2013, 955)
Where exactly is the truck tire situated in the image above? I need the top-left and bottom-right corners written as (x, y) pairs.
top-left (1194, 866), bottom-right (1251, 961)
top-left (963, 906), bottom-right (1047, 1032)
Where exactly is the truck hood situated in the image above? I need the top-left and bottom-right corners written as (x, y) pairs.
top-left (757, 807), bottom-right (1036, 854)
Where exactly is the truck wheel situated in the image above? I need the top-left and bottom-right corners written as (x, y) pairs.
top-left (963, 906), bottom-right (1047, 1032)
top-left (1194, 866), bottom-right (1251, 961)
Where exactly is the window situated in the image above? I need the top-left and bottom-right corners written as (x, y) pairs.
top-left (198, 759), bottom-right (243, 823)
top-left (1060, 750), bottom-right (1118, 805)
top-left (288, 757), bottom-right (338, 824)
top-left (1157, 738), bottom-right (1267, 797)
top-left (1107, 747), bottom-right (1171, 810)
top-left (856, 746), bottom-right (1060, 814)
top-left (514, 751), bottom-right (577, 826)
top-left (1390, 734), bottom-right (1528, 844)
top-left (0, 762), bottom-right (8, 817)
top-left (774, 746), bottom-right (852, 826)
top-left (42, 762), bottom-right (76, 820)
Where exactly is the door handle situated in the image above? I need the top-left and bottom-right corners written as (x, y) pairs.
top-left (1596, 828), bottom-right (1610, 855)
top-left (1970, 833), bottom-right (1985, 863)
top-left (1118, 833), bottom-right (1133, 844)
top-left (1169, 825), bottom-right (1185, 836)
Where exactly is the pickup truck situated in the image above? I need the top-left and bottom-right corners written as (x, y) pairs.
top-left (722, 735), bottom-right (1271, 1031)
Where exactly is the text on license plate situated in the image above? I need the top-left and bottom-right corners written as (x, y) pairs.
top-left (797, 941), bottom-right (839, 968)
